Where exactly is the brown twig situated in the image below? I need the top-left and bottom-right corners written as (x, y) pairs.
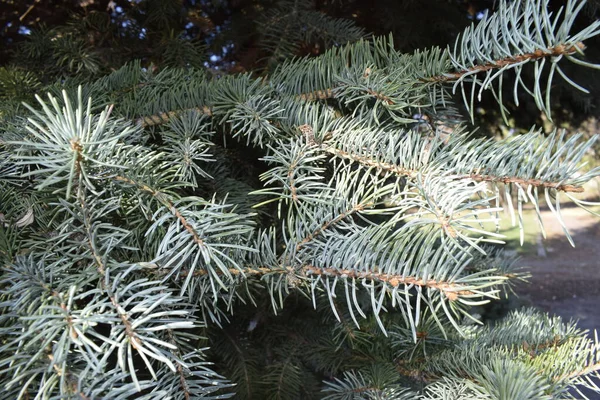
top-left (366, 89), bottom-right (394, 105)
top-left (303, 265), bottom-right (474, 300)
top-left (322, 144), bottom-right (583, 193)
top-left (19, 2), bottom-right (38, 22)
top-left (136, 106), bottom-right (212, 128)
top-left (323, 146), bottom-right (419, 177)
top-left (297, 89), bottom-right (334, 101)
top-left (287, 159), bottom-right (299, 202)
top-left (295, 202), bottom-right (371, 251)
top-left (114, 175), bottom-right (205, 246)
top-left (77, 189), bottom-right (144, 354)
top-left (165, 264), bottom-right (474, 301)
top-left (422, 42), bottom-right (586, 83)
top-left (556, 361), bottom-right (600, 382)
top-left (462, 174), bottom-right (584, 193)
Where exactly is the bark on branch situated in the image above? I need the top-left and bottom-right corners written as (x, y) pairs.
top-left (422, 42), bottom-right (586, 83)
top-left (163, 264), bottom-right (476, 301)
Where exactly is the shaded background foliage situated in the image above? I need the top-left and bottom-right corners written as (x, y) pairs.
top-left (1, 0), bottom-right (600, 131)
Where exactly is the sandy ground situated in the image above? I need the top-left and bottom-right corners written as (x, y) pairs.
top-left (515, 205), bottom-right (600, 333)
top-left (513, 205), bottom-right (600, 398)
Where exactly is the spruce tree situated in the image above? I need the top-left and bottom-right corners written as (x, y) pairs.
top-left (2, 0), bottom-right (600, 398)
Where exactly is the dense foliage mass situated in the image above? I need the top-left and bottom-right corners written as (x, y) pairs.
top-left (2, 0), bottom-right (600, 398)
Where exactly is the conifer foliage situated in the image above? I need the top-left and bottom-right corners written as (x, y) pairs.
top-left (2, 0), bottom-right (600, 398)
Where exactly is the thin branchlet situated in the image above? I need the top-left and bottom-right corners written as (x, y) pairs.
top-left (295, 202), bottom-right (371, 250)
top-left (423, 42), bottom-right (586, 83)
top-left (163, 264), bottom-right (475, 300)
top-left (114, 175), bottom-right (205, 245)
